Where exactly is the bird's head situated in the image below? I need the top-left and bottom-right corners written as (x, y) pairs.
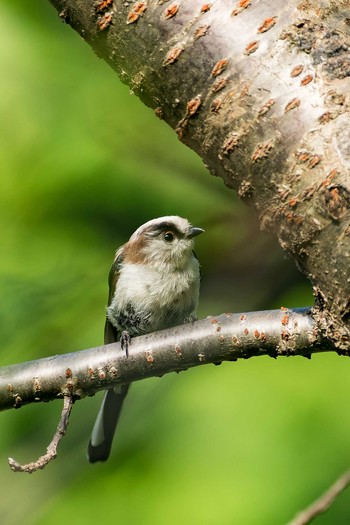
top-left (124, 216), bottom-right (204, 271)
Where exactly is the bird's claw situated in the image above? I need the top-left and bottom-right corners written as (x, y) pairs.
top-left (184, 313), bottom-right (198, 324)
top-left (120, 330), bottom-right (131, 357)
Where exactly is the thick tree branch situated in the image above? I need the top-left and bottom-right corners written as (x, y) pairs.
top-left (0, 308), bottom-right (334, 412)
top-left (48, 0), bottom-right (350, 350)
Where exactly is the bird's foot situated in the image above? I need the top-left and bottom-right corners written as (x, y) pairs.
top-left (184, 313), bottom-right (197, 324)
top-left (120, 330), bottom-right (131, 357)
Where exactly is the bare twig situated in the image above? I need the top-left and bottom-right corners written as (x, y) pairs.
top-left (287, 469), bottom-right (350, 525)
top-left (8, 395), bottom-right (73, 473)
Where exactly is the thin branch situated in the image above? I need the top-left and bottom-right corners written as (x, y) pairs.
top-left (287, 469), bottom-right (350, 525)
top-left (8, 395), bottom-right (73, 473)
top-left (0, 308), bottom-right (334, 413)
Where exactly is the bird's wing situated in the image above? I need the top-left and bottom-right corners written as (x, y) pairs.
top-left (87, 248), bottom-right (130, 463)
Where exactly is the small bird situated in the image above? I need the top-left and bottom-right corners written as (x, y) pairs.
top-left (87, 216), bottom-right (204, 463)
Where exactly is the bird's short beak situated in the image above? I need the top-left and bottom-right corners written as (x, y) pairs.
top-left (187, 227), bottom-right (205, 239)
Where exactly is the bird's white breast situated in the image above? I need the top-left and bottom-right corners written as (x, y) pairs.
top-left (107, 257), bottom-right (200, 334)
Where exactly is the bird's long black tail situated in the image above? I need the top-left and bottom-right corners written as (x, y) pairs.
top-left (87, 384), bottom-right (130, 463)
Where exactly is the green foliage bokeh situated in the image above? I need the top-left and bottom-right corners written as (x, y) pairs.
top-left (1, 3), bottom-right (350, 524)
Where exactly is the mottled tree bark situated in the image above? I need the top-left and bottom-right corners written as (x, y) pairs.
top-left (49, 0), bottom-right (350, 350)
top-left (0, 309), bottom-right (328, 412)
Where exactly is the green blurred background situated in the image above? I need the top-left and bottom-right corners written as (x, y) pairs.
top-left (1, 2), bottom-right (350, 524)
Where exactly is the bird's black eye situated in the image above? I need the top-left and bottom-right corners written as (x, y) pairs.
top-left (163, 231), bottom-right (175, 242)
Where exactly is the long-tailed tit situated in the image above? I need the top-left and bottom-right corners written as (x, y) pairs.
top-left (87, 216), bottom-right (204, 462)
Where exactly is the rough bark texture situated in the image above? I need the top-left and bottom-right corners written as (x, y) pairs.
top-left (50, 0), bottom-right (350, 350)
